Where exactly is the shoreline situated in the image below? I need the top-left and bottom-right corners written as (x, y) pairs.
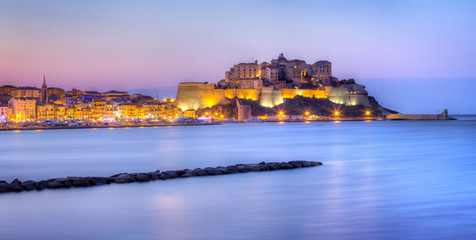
top-left (0, 122), bottom-right (222, 132)
top-left (0, 116), bottom-right (459, 131)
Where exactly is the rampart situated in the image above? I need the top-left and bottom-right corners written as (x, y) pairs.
top-left (176, 82), bottom-right (371, 111)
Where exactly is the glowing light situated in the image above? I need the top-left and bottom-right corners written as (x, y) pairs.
top-left (365, 110), bottom-right (371, 116)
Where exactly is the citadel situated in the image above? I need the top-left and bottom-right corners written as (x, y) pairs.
top-left (176, 53), bottom-right (371, 111)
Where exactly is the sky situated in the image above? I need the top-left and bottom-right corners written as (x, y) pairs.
top-left (1, 0), bottom-right (475, 113)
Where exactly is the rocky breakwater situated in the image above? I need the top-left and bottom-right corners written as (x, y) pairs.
top-left (0, 161), bottom-right (322, 194)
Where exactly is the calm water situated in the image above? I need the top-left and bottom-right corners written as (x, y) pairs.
top-left (1, 116), bottom-right (476, 240)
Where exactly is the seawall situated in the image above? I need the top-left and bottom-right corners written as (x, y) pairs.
top-left (0, 161), bottom-right (323, 194)
top-left (386, 109), bottom-right (450, 120)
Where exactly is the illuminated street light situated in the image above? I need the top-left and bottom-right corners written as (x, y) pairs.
top-left (334, 111), bottom-right (340, 118)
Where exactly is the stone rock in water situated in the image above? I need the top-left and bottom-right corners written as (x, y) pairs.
top-left (289, 161), bottom-right (303, 168)
top-left (47, 181), bottom-right (63, 189)
top-left (310, 161), bottom-right (323, 166)
top-left (91, 177), bottom-right (108, 185)
top-left (205, 168), bottom-right (221, 175)
top-left (0, 181), bottom-right (12, 193)
top-left (147, 172), bottom-right (161, 180)
top-left (68, 177), bottom-right (92, 187)
top-left (21, 180), bottom-right (37, 191)
top-left (112, 174), bottom-right (135, 183)
top-left (135, 173), bottom-right (151, 182)
top-left (164, 171), bottom-right (179, 178)
top-left (190, 168), bottom-right (208, 176)
top-left (279, 162), bottom-right (294, 169)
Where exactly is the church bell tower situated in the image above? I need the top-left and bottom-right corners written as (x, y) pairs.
top-left (41, 75), bottom-right (48, 104)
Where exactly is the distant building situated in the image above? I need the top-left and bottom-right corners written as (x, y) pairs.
top-left (225, 61), bottom-right (261, 84)
top-left (116, 104), bottom-right (139, 119)
top-left (0, 105), bottom-right (12, 122)
top-left (0, 85), bottom-right (17, 96)
top-left (47, 87), bottom-right (66, 105)
top-left (37, 104), bottom-right (54, 120)
top-left (265, 65), bottom-right (279, 83)
top-left (12, 87), bottom-right (41, 99)
top-left (312, 61), bottom-right (332, 85)
top-left (41, 76), bottom-right (48, 104)
top-left (8, 97), bottom-right (37, 121)
top-left (236, 98), bottom-right (251, 121)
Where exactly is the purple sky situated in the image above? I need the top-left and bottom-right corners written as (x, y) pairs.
top-left (1, 0), bottom-right (475, 113)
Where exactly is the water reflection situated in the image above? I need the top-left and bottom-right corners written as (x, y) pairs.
top-left (0, 119), bottom-right (476, 239)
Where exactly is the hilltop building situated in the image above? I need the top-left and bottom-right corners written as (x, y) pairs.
top-left (176, 54), bottom-right (370, 111)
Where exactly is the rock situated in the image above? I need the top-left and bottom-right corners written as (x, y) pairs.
top-left (47, 181), bottom-right (63, 189)
top-left (159, 173), bottom-right (169, 180)
top-left (279, 162), bottom-right (294, 169)
top-left (176, 169), bottom-right (188, 177)
top-left (259, 165), bottom-right (270, 171)
top-left (147, 172), bottom-right (161, 180)
top-left (181, 172), bottom-right (195, 177)
top-left (301, 161), bottom-right (312, 167)
top-left (205, 167), bottom-right (221, 175)
top-left (164, 171), bottom-right (179, 179)
top-left (0, 181), bottom-right (12, 193)
top-left (91, 177), bottom-right (108, 185)
top-left (10, 178), bottom-right (22, 186)
top-left (52, 178), bottom-right (72, 187)
top-left (135, 173), bottom-right (151, 182)
top-left (244, 164), bottom-right (261, 172)
top-left (266, 162), bottom-right (280, 170)
top-left (236, 165), bottom-right (252, 173)
top-left (35, 180), bottom-right (48, 190)
top-left (190, 168), bottom-right (208, 176)
top-left (310, 161), bottom-right (322, 166)
top-left (181, 171), bottom-right (194, 177)
top-left (21, 180), bottom-right (37, 191)
top-left (111, 174), bottom-right (135, 183)
top-left (225, 166), bottom-right (239, 174)
top-left (216, 167), bottom-right (230, 174)
top-left (12, 185), bottom-right (25, 192)
top-left (68, 177), bottom-right (92, 187)
top-left (289, 161), bottom-right (303, 168)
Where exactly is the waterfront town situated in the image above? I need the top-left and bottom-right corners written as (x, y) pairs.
top-left (0, 53), bottom-right (449, 129)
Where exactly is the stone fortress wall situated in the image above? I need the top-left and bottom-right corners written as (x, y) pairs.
top-left (176, 82), bottom-right (370, 111)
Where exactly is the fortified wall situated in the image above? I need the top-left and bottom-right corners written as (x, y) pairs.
top-left (176, 82), bottom-right (370, 111)
top-left (326, 87), bottom-right (370, 107)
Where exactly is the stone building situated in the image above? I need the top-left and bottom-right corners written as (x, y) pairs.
top-left (8, 97), bottom-right (37, 121)
top-left (239, 78), bottom-right (263, 89)
top-left (12, 87), bottom-right (41, 99)
top-left (312, 60), bottom-right (332, 85)
top-left (0, 85), bottom-right (17, 96)
top-left (0, 105), bottom-right (12, 122)
top-left (225, 61), bottom-right (261, 83)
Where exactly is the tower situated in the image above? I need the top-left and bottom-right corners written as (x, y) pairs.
top-left (41, 75), bottom-right (48, 104)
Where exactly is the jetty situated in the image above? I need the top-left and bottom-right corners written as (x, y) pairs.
top-left (0, 161), bottom-right (323, 194)
top-left (386, 109), bottom-right (454, 120)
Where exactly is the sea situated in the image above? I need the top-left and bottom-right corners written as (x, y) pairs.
top-left (1, 116), bottom-right (476, 240)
